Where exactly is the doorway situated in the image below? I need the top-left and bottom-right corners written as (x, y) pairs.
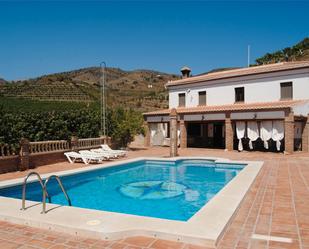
top-left (214, 123), bottom-right (224, 148)
top-left (187, 122), bottom-right (225, 149)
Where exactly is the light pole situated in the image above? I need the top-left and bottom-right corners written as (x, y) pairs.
top-left (100, 62), bottom-right (107, 137)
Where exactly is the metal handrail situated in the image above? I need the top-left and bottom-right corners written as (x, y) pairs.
top-left (42, 175), bottom-right (71, 214)
top-left (21, 172), bottom-right (50, 210)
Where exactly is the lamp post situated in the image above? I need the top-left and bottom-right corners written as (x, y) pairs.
top-left (100, 62), bottom-right (107, 137)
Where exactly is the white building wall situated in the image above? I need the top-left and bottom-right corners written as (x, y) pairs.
top-left (168, 70), bottom-right (309, 108)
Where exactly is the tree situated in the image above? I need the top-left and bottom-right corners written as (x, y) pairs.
top-left (109, 108), bottom-right (144, 148)
top-left (0, 103), bottom-right (144, 150)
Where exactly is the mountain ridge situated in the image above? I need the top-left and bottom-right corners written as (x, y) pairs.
top-left (1, 37), bottom-right (308, 112)
top-left (0, 67), bottom-right (179, 112)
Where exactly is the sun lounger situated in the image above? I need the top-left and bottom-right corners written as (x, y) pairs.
top-left (79, 150), bottom-right (111, 161)
top-left (101, 144), bottom-right (127, 157)
top-left (64, 151), bottom-right (104, 165)
top-left (90, 148), bottom-right (118, 158)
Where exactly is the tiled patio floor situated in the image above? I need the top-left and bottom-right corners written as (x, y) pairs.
top-left (0, 147), bottom-right (309, 249)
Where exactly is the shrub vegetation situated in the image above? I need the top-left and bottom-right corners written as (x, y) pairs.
top-left (255, 37), bottom-right (309, 65)
top-left (0, 98), bottom-right (144, 151)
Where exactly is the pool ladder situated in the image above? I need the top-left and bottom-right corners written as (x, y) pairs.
top-left (21, 172), bottom-right (71, 214)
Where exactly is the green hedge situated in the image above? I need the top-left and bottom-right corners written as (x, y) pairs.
top-left (0, 98), bottom-right (144, 150)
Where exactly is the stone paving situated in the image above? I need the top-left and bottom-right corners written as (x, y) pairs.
top-left (0, 147), bottom-right (309, 249)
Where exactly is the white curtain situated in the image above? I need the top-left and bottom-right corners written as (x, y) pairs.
top-left (159, 123), bottom-right (167, 138)
top-left (247, 121), bottom-right (259, 150)
top-left (177, 127), bottom-right (180, 146)
top-left (260, 121), bottom-right (272, 149)
top-left (272, 121), bottom-right (284, 151)
top-left (236, 121), bottom-right (246, 151)
top-left (152, 128), bottom-right (164, 146)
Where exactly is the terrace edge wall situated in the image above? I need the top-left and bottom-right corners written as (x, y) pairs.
top-left (0, 156), bottom-right (19, 174)
top-left (0, 136), bottom-right (111, 174)
top-left (0, 152), bottom-right (68, 174)
top-left (29, 151), bottom-right (69, 169)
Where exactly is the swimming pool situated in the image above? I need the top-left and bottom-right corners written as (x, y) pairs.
top-left (0, 159), bottom-right (244, 221)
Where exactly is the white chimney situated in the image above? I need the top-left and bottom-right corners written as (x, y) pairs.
top-left (180, 66), bottom-right (191, 78)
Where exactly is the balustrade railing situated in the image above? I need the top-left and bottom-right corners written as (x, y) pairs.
top-left (78, 137), bottom-right (105, 149)
top-left (1, 136), bottom-right (111, 172)
top-left (29, 140), bottom-right (70, 154)
top-left (0, 144), bottom-right (17, 157)
top-left (0, 136), bottom-right (110, 158)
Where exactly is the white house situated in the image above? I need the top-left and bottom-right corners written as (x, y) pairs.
top-left (143, 61), bottom-right (309, 153)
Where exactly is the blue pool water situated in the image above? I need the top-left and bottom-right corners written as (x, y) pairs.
top-left (0, 159), bottom-right (245, 221)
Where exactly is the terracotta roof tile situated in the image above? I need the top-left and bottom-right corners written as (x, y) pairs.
top-left (143, 100), bottom-right (307, 116)
top-left (166, 61), bottom-right (309, 87)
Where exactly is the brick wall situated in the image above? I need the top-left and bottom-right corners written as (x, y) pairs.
top-left (302, 116), bottom-right (309, 152)
top-left (0, 151), bottom-right (68, 174)
top-left (180, 120), bottom-right (187, 149)
top-left (284, 111), bottom-right (294, 154)
top-left (225, 114), bottom-right (233, 151)
top-left (0, 137), bottom-right (110, 174)
top-left (0, 156), bottom-right (19, 174)
top-left (143, 122), bottom-right (150, 147)
top-left (169, 108), bottom-right (178, 157)
top-left (29, 151), bottom-right (69, 168)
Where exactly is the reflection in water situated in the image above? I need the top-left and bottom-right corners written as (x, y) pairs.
top-left (184, 189), bottom-right (200, 202)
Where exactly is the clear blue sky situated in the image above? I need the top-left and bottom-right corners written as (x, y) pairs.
top-left (0, 1), bottom-right (308, 80)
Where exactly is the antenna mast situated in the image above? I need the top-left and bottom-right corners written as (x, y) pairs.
top-left (247, 45), bottom-right (251, 67)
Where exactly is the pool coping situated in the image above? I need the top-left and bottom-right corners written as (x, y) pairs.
top-left (0, 157), bottom-right (263, 248)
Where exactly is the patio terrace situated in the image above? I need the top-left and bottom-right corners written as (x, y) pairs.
top-left (0, 147), bottom-right (309, 249)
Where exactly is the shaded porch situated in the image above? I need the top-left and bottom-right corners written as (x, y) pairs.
top-left (143, 100), bottom-right (309, 154)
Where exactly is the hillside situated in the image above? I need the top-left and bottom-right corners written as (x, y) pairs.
top-left (0, 78), bottom-right (7, 84)
top-left (0, 68), bottom-right (179, 112)
top-left (1, 37), bottom-right (308, 113)
top-left (255, 37), bottom-right (309, 65)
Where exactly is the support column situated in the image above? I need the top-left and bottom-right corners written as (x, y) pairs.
top-left (284, 110), bottom-right (294, 154)
top-left (100, 135), bottom-right (107, 144)
top-left (144, 121), bottom-right (151, 147)
top-left (19, 138), bottom-right (30, 171)
top-left (180, 119), bottom-right (187, 149)
top-left (170, 108), bottom-right (178, 157)
top-left (302, 115), bottom-right (309, 152)
top-left (100, 135), bottom-right (112, 146)
top-left (107, 136), bottom-right (112, 146)
top-left (225, 113), bottom-right (233, 151)
top-left (70, 136), bottom-right (79, 151)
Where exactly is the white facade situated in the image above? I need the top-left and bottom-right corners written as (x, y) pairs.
top-left (168, 69), bottom-right (309, 108)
